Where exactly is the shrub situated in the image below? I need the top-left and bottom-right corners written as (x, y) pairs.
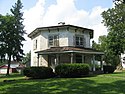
top-left (95, 65), bottom-right (101, 71)
top-left (103, 65), bottom-right (115, 73)
top-left (23, 67), bottom-right (55, 79)
top-left (55, 63), bottom-right (90, 78)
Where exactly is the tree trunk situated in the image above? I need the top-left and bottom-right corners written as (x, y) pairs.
top-left (6, 55), bottom-right (11, 76)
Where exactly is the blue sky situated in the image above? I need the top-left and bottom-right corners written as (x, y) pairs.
top-left (0, 0), bottom-right (113, 53)
top-left (0, 0), bottom-right (37, 14)
top-left (75, 0), bottom-right (113, 11)
top-left (0, 0), bottom-right (113, 15)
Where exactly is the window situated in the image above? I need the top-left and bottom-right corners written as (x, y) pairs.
top-left (48, 35), bottom-right (59, 47)
top-left (75, 35), bottom-right (85, 47)
top-left (33, 39), bottom-right (37, 50)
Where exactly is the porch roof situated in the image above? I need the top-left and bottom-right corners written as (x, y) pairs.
top-left (35, 46), bottom-right (104, 55)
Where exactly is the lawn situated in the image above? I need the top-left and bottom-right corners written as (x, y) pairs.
top-left (0, 72), bottom-right (125, 94)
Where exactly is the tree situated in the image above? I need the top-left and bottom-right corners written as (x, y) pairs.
top-left (0, 14), bottom-right (6, 63)
top-left (92, 35), bottom-right (107, 51)
top-left (92, 41), bottom-right (100, 51)
top-left (0, 0), bottom-right (25, 76)
top-left (0, 14), bottom-right (15, 67)
top-left (10, 0), bottom-right (26, 61)
top-left (113, 0), bottom-right (125, 4)
top-left (6, 0), bottom-right (26, 75)
top-left (101, 0), bottom-right (125, 67)
top-left (92, 35), bottom-right (119, 67)
top-left (22, 51), bottom-right (31, 67)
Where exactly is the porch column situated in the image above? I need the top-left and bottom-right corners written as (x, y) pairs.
top-left (82, 54), bottom-right (84, 63)
top-left (71, 53), bottom-right (73, 64)
top-left (100, 55), bottom-right (103, 71)
top-left (92, 55), bottom-right (96, 71)
top-left (37, 54), bottom-right (39, 67)
top-left (56, 54), bottom-right (59, 65)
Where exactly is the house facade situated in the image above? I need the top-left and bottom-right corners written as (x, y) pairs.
top-left (121, 53), bottom-right (125, 68)
top-left (28, 24), bottom-right (104, 71)
top-left (0, 61), bottom-right (25, 74)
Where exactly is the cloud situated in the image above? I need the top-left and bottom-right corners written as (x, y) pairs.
top-left (43, 0), bottom-right (77, 26)
top-left (23, 0), bottom-right (45, 53)
top-left (23, 0), bottom-right (108, 53)
top-left (23, 0), bottom-right (45, 34)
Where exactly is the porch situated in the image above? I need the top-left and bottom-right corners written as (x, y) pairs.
top-left (35, 46), bottom-right (104, 71)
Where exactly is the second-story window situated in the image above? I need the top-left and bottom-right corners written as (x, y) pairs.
top-left (33, 39), bottom-right (37, 50)
top-left (48, 35), bottom-right (59, 47)
top-left (75, 35), bottom-right (85, 47)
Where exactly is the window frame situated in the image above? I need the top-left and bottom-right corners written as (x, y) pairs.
top-left (75, 35), bottom-right (85, 47)
top-left (33, 39), bottom-right (37, 50)
top-left (48, 34), bottom-right (59, 47)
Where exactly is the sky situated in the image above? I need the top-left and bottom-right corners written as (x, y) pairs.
top-left (0, 0), bottom-right (113, 53)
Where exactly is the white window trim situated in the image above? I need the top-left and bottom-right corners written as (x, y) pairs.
top-left (48, 34), bottom-right (59, 47)
top-left (75, 35), bottom-right (85, 47)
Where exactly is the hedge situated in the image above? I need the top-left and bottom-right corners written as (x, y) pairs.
top-left (103, 65), bottom-right (115, 73)
top-left (55, 63), bottom-right (90, 78)
top-left (23, 67), bottom-right (55, 79)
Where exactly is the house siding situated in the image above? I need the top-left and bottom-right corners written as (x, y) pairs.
top-left (0, 68), bottom-right (12, 74)
top-left (30, 25), bottom-right (92, 67)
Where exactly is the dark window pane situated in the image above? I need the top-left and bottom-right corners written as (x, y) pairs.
top-left (49, 35), bottom-right (59, 47)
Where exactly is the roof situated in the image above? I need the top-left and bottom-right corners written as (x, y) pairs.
top-left (0, 63), bottom-right (25, 69)
top-left (35, 46), bottom-right (104, 55)
top-left (28, 24), bottom-right (94, 39)
top-left (0, 65), bottom-right (12, 69)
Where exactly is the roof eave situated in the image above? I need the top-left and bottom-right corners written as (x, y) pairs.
top-left (36, 50), bottom-right (104, 55)
top-left (28, 25), bottom-right (94, 38)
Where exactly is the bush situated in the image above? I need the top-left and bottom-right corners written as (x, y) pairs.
top-left (103, 65), bottom-right (115, 73)
top-left (55, 63), bottom-right (90, 78)
top-left (95, 64), bottom-right (101, 71)
top-left (23, 67), bottom-right (55, 79)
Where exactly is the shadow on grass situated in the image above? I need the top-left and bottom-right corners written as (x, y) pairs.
top-left (0, 77), bottom-right (125, 94)
top-left (0, 73), bottom-right (23, 78)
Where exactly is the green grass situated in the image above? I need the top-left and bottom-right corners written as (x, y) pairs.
top-left (0, 72), bottom-right (125, 94)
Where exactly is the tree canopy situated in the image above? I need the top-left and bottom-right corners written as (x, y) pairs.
top-left (102, 1), bottom-right (125, 56)
top-left (92, 35), bottom-right (120, 67)
top-left (0, 0), bottom-right (25, 75)
top-left (94, 0), bottom-right (125, 68)
top-left (22, 51), bottom-right (31, 67)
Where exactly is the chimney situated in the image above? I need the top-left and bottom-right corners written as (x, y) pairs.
top-left (58, 22), bottom-right (65, 25)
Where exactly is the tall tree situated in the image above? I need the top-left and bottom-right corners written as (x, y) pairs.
top-left (0, 0), bottom-right (25, 75)
top-left (92, 35), bottom-right (107, 51)
top-left (0, 15), bottom-right (5, 63)
top-left (0, 14), bottom-right (7, 63)
top-left (0, 14), bottom-right (15, 74)
top-left (113, 0), bottom-right (125, 4)
top-left (4, 0), bottom-right (25, 75)
top-left (101, 0), bottom-right (125, 67)
top-left (10, 0), bottom-right (26, 61)
top-left (6, 0), bottom-right (25, 75)
top-left (92, 35), bottom-right (120, 67)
